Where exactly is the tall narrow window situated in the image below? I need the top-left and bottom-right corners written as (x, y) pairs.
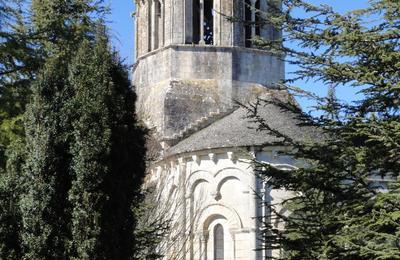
top-left (193, 0), bottom-right (213, 45)
top-left (152, 0), bottom-right (161, 50)
top-left (156, 0), bottom-right (162, 48)
top-left (244, 0), bottom-right (252, 47)
top-left (214, 224), bottom-right (224, 260)
top-left (148, 1), bottom-right (152, 52)
top-left (255, 0), bottom-right (261, 37)
top-left (244, 0), bottom-right (261, 47)
top-left (156, 0), bottom-right (161, 16)
top-left (193, 0), bottom-right (201, 44)
top-left (204, 0), bottom-right (214, 45)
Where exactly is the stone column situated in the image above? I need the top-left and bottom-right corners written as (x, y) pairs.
top-left (213, 0), bottom-right (219, 45)
top-left (219, 0), bottom-right (234, 46)
top-left (251, 0), bottom-right (256, 39)
top-left (184, 0), bottom-right (193, 43)
top-left (163, 0), bottom-right (171, 45)
top-left (151, 0), bottom-right (158, 50)
top-left (200, 232), bottom-right (209, 260)
top-left (161, 0), bottom-right (165, 46)
top-left (233, 0), bottom-right (244, 46)
top-left (147, 1), bottom-right (152, 52)
top-left (260, 0), bottom-right (270, 40)
top-left (178, 157), bottom-right (188, 260)
top-left (199, 0), bottom-right (205, 44)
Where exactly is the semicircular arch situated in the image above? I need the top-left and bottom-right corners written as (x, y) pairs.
top-left (214, 167), bottom-right (250, 194)
top-left (187, 170), bottom-right (215, 193)
top-left (195, 203), bottom-right (243, 232)
top-left (214, 167), bottom-right (248, 178)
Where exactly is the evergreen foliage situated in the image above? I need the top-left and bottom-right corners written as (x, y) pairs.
top-left (0, 141), bottom-right (24, 259)
top-left (0, 0), bottom-right (34, 170)
top-left (1, 1), bottom-right (149, 259)
top-left (0, 3), bottom-right (32, 257)
top-left (21, 54), bottom-right (73, 259)
top-left (0, 0), bottom-right (103, 170)
top-left (30, 0), bottom-right (104, 56)
top-left (9, 1), bottom-right (103, 257)
top-left (246, 0), bottom-right (400, 259)
top-left (67, 28), bottom-right (146, 259)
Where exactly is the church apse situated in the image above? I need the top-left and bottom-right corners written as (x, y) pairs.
top-left (133, 1), bottom-right (301, 259)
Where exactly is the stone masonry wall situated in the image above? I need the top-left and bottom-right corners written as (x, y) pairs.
top-left (133, 45), bottom-right (284, 138)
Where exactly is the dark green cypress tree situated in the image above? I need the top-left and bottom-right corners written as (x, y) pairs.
top-left (0, 140), bottom-right (24, 259)
top-left (21, 55), bottom-right (73, 259)
top-left (67, 27), bottom-right (146, 259)
top-left (1, 1), bottom-right (148, 257)
top-left (7, 1), bottom-right (105, 258)
top-left (1, 2), bottom-right (35, 257)
top-left (1, 0), bottom-right (103, 171)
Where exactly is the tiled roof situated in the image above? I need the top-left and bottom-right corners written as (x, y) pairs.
top-left (166, 102), bottom-right (320, 156)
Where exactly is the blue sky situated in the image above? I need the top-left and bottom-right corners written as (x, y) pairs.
top-left (107, 1), bottom-right (369, 111)
top-left (106, 0), bottom-right (136, 65)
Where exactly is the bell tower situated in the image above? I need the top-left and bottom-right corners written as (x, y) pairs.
top-left (132, 2), bottom-right (308, 260)
top-left (133, 0), bottom-right (284, 143)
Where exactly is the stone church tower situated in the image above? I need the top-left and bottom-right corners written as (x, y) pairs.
top-left (133, 1), bottom-right (312, 259)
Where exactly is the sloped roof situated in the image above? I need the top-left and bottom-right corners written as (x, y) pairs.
top-left (166, 102), bottom-right (321, 156)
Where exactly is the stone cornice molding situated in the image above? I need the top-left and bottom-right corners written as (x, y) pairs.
top-left (132, 44), bottom-right (284, 71)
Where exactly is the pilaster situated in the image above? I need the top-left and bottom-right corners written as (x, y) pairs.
top-left (172, 0), bottom-right (185, 44)
top-left (184, 0), bottom-right (193, 43)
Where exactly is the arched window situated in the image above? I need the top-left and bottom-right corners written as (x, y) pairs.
top-left (214, 224), bottom-right (224, 260)
top-left (149, 0), bottom-right (162, 51)
top-left (244, 0), bottom-right (252, 47)
top-left (244, 0), bottom-right (261, 48)
top-left (156, 0), bottom-right (161, 17)
top-left (193, 0), bottom-right (214, 45)
top-left (255, 0), bottom-right (261, 37)
top-left (156, 0), bottom-right (163, 48)
top-left (193, 0), bottom-right (201, 44)
top-left (204, 0), bottom-right (214, 45)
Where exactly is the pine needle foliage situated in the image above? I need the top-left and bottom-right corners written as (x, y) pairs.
top-left (244, 1), bottom-right (400, 259)
top-left (0, 0), bottom-right (35, 170)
